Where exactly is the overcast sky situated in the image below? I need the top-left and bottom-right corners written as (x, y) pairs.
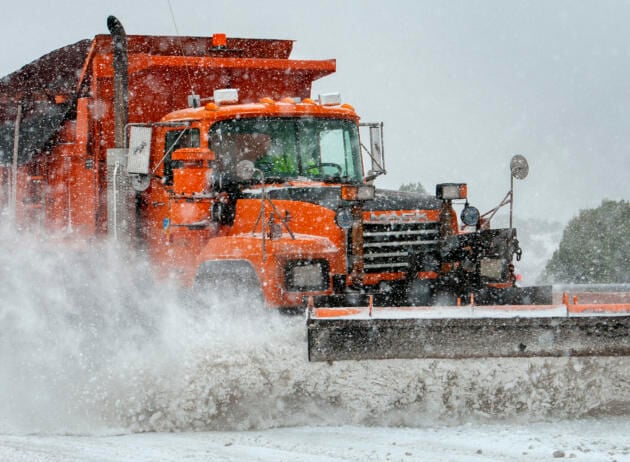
top-left (2, 0), bottom-right (630, 223)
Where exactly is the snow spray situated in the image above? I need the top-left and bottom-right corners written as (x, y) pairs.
top-left (0, 225), bottom-right (628, 434)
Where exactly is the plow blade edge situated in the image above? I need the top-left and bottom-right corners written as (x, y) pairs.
top-left (307, 313), bottom-right (630, 362)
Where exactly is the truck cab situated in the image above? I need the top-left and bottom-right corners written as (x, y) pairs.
top-left (125, 89), bottom-right (519, 309)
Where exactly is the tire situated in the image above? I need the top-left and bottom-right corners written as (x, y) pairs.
top-left (407, 279), bottom-right (433, 306)
top-left (193, 261), bottom-right (265, 311)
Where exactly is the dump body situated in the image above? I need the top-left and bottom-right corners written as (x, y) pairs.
top-left (0, 33), bottom-right (334, 235)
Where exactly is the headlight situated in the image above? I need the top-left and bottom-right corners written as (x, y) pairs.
top-left (285, 260), bottom-right (330, 292)
top-left (436, 183), bottom-right (467, 200)
top-left (480, 258), bottom-right (506, 280)
top-left (341, 184), bottom-right (375, 201)
top-left (356, 185), bottom-right (375, 201)
top-left (460, 205), bottom-right (480, 226)
top-left (335, 208), bottom-right (353, 229)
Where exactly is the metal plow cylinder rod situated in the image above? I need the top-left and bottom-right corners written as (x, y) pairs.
top-left (306, 298), bottom-right (630, 362)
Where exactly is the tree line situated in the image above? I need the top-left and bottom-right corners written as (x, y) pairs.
top-left (541, 199), bottom-right (630, 284)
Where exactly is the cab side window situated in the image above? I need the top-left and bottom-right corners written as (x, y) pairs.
top-left (164, 128), bottom-right (200, 185)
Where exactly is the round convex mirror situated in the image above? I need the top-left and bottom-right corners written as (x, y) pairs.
top-left (235, 160), bottom-right (256, 181)
top-left (131, 174), bottom-right (150, 192)
top-left (510, 154), bottom-right (529, 180)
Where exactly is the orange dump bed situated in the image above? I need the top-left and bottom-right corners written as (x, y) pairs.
top-left (0, 31), bottom-right (336, 235)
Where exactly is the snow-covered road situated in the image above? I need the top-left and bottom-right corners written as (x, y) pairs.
top-left (1, 418), bottom-right (629, 461)
top-left (1, 235), bottom-right (629, 461)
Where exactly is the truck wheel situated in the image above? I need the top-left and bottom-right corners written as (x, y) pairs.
top-left (193, 261), bottom-right (264, 311)
top-left (197, 274), bottom-right (263, 309)
top-left (407, 279), bottom-right (433, 306)
top-left (433, 291), bottom-right (458, 306)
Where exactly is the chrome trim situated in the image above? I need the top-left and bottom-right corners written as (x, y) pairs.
top-left (363, 229), bottom-right (438, 237)
top-left (364, 262), bottom-right (409, 269)
top-left (364, 251), bottom-right (408, 259)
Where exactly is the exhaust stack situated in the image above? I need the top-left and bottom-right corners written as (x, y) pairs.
top-left (107, 15), bottom-right (128, 148)
top-left (106, 16), bottom-right (134, 243)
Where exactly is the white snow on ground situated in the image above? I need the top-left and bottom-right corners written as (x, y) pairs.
top-left (0, 418), bottom-right (629, 461)
top-left (0, 229), bottom-right (629, 460)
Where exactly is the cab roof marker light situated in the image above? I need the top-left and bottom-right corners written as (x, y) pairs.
top-left (212, 33), bottom-right (227, 48)
top-left (214, 88), bottom-right (239, 105)
top-left (318, 92), bottom-right (341, 106)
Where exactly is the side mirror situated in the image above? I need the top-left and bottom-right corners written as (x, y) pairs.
top-left (360, 122), bottom-right (385, 180)
top-left (508, 154), bottom-right (529, 229)
top-left (127, 126), bottom-right (153, 192)
top-left (127, 126), bottom-right (152, 175)
top-left (510, 154), bottom-right (529, 180)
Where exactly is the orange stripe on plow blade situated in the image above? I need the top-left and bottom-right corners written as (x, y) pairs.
top-left (313, 307), bottom-right (363, 318)
top-left (568, 303), bottom-right (630, 314)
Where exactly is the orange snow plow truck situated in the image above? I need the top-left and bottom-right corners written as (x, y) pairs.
top-left (1, 17), bottom-right (628, 361)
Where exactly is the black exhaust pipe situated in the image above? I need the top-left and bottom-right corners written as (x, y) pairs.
top-left (107, 15), bottom-right (128, 149)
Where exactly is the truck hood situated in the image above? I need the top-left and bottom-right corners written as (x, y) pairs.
top-left (366, 189), bottom-right (442, 211)
top-left (242, 186), bottom-right (442, 212)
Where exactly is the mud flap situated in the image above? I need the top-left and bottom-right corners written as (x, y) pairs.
top-left (307, 313), bottom-right (630, 362)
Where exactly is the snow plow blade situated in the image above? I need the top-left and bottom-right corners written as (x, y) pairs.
top-left (306, 295), bottom-right (630, 362)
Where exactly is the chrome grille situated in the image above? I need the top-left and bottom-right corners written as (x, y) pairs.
top-left (362, 221), bottom-right (441, 273)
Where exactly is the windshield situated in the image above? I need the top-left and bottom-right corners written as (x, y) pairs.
top-left (209, 117), bottom-right (363, 182)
